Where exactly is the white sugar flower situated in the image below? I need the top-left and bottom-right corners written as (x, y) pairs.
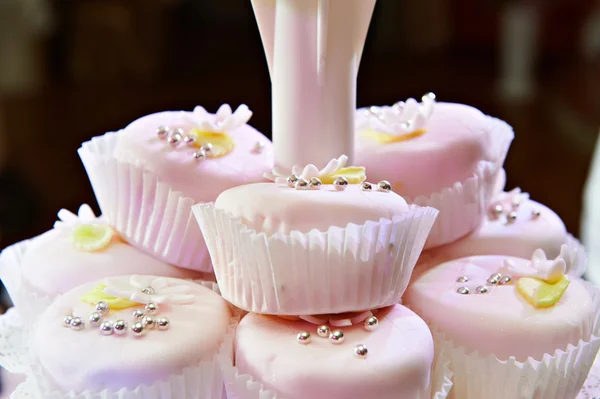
top-left (356, 92), bottom-right (436, 136)
top-left (264, 155), bottom-right (366, 184)
top-left (103, 275), bottom-right (195, 305)
top-left (502, 245), bottom-right (573, 283)
top-left (183, 103), bottom-right (252, 133)
top-left (53, 204), bottom-right (103, 229)
top-left (492, 188), bottom-right (530, 210)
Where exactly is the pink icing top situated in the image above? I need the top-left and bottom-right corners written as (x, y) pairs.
top-left (113, 110), bottom-right (274, 202)
top-left (356, 103), bottom-right (511, 199)
top-left (425, 199), bottom-right (566, 263)
top-left (32, 277), bottom-right (231, 392)
top-left (235, 305), bottom-right (434, 399)
top-left (405, 256), bottom-right (594, 361)
top-left (214, 182), bottom-right (410, 235)
top-left (20, 229), bottom-right (201, 297)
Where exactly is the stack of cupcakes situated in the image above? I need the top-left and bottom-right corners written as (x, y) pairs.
top-left (0, 104), bottom-right (274, 397)
top-left (193, 155), bottom-right (452, 399)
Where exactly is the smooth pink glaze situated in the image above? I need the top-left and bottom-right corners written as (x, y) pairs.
top-left (356, 103), bottom-right (499, 199)
top-left (235, 305), bottom-right (434, 399)
top-left (425, 199), bottom-right (567, 263)
top-left (113, 110), bottom-right (274, 202)
top-left (215, 182), bottom-right (410, 235)
top-left (405, 256), bottom-right (594, 361)
top-left (32, 277), bottom-right (231, 392)
top-left (20, 229), bottom-right (202, 297)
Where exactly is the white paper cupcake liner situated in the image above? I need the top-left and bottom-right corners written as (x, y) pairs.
top-left (432, 352), bottom-right (453, 399)
top-left (193, 202), bottom-right (438, 315)
top-left (566, 234), bottom-right (587, 278)
top-left (22, 281), bottom-right (238, 399)
top-left (78, 132), bottom-right (212, 272)
top-left (420, 280), bottom-right (600, 399)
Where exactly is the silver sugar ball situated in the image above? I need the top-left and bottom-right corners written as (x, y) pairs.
top-left (145, 302), bottom-right (159, 315)
top-left (507, 212), bottom-right (517, 223)
top-left (64, 315), bottom-right (74, 328)
top-left (330, 330), bottom-right (344, 344)
top-left (157, 317), bottom-right (170, 331)
top-left (361, 182), bottom-right (372, 191)
top-left (286, 174), bottom-right (299, 188)
top-left (377, 180), bottom-right (392, 192)
top-left (100, 321), bottom-right (114, 336)
top-left (193, 149), bottom-right (206, 160)
top-left (295, 178), bottom-right (309, 190)
top-left (132, 309), bottom-right (146, 320)
top-left (113, 320), bottom-right (128, 335)
top-left (354, 344), bottom-right (368, 358)
top-left (95, 301), bottom-right (109, 316)
top-left (457, 287), bottom-right (470, 295)
top-left (141, 286), bottom-right (155, 295)
top-left (143, 315), bottom-right (156, 330)
top-left (487, 273), bottom-right (502, 285)
top-left (253, 141), bottom-right (265, 153)
top-left (500, 275), bottom-right (512, 285)
top-left (400, 120), bottom-right (414, 130)
top-left (70, 317), bottom-right (84, 331)
top-left (201, 142), bottom-right (213, 154)
top-left (167, 134), bottom-right (181, 146)
top-left (363, 316), bottom-right (379, 331)
top-left (423, 92), bottom-right (437, 102)
top-left (156, 126), bottom-right (169, 138)
top-left (456, 276), bottom-right (469, 283)
top-left (183, 135), bottom-right (196, 146)
top-left (334, 177), bottom-right (348, 191)
top-left (317, 325), bottom-right (330, 338)
top-left (89, 312), bottom-right (103, 327)
top-left (491, 204), bottom-right (504, 218)
top-left (475, 286), bottom-right (489, 294)
top-left (531, 209), bottom-right (541, 220)
top-left (297, 331), bottom-right (311, 344)
top-left (308, 177), bottom-right (322, 190)
top-left (131, 322), bottom-right (146, 337)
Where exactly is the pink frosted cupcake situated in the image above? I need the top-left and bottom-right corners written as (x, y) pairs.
top-left (421, 188), bottom-right (586, 277)
top-left (78, 104), bottom-right (274, 272)
top-left (355, 94), bottom-right (514, 249)
top-left (224, 305), bottom-right (451, 399)
top-left (194, 155), bottom-right (438, 315)
top-left (405, 250), bottom-right (600, 399)
top-left (0, 205), bottom-right (203, 325)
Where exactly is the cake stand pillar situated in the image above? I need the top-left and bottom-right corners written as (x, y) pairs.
top-left (251, 0), bottom-right (376, 169)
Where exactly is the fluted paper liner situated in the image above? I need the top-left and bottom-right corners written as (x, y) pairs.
top-left (418, 280), bottom-right (600, 399)
top-left (218, 344), bottom-right (453, 399)
top-left (23, 281), bottom-right (238, 399)
top-left (193, 202), bottom-right (438, 315)
top-left (78, 132), bottom-right (211, 272)
top-left (413, 117), bottom-right (514, 250)
top-left (566, 234), bottom-right (587, 278)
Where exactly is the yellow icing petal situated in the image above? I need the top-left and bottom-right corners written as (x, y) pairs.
top-left (361, 129), bottom-right (426, 144)
top-left (189, 128), bottom-right (235, 158)
top-left (320, 166), bottom-right (367, 184)
top-left (80, 283), bottom-right (139, 309)
top-left (516, 275), bottom-right (570, 308)
top-left (72, 224), bottom-right (115, 252)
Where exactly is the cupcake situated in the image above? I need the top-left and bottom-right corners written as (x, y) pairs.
top-left (193, 155), bottom-right (438, 315)
top-left (28, 276), bottom-right (235, 398)
top-left (405, 250), bottom-right (600, 399)
top-left (78, 104), bottom-right (274, 272)
top-left (0, 204), bottom-right (202, 324)
top-left (422, 188), bottom-right (586, 277)
top-left (227, 305), bottom-right (441, 399)
top-left (355, 94), bottom-right (514, 249)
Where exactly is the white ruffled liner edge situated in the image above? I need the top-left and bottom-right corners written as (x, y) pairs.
top-left (566, 234), bottom-right (587, 278)
top-left (412, 279), bottom-right (600, 399)
top-left (410, 116), bottom-right (514, 251)
top-left (77, 131), bottom-right (212, 272)
top-left (218, 342), bottom-right (453, 399)
top-left (19, 281), bottom-right (239, 399)
top-left (193, 202), bottom-right (438, 315)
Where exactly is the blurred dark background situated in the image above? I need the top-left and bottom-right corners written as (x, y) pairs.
top-left (0, 0), bottom-right (598, 250)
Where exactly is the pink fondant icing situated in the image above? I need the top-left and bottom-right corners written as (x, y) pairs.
top-left (214, 182), bottom-right (410, 235)
top-left (425, 199), bottom-right (567, 263)
top-left (405, 256), bottom-right (595, 361)
top-left (32, 277), bottom-right (231, 392)
top-left (355, 102), bottom-right (510, 199)
top-left (20, 229), bottom-right (201, 297)
top-left (113, 110), bottom-right (274, 202)
top-left (235, 305), bottom-right (434, 399)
